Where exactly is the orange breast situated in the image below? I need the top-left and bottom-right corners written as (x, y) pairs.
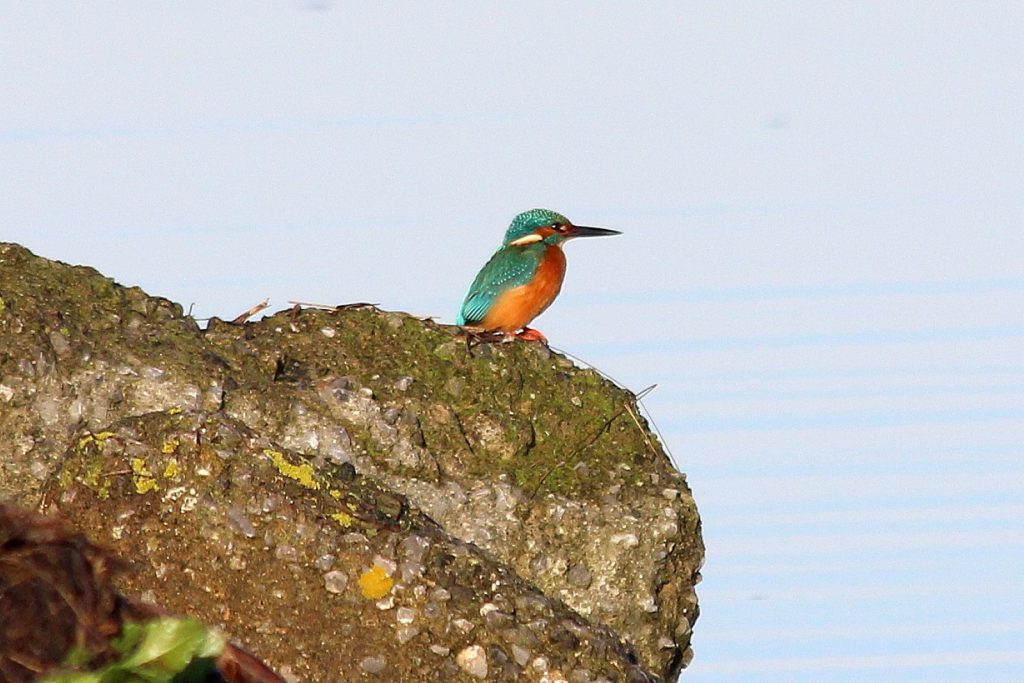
top-left (481, 246), bottom-right (567, 333)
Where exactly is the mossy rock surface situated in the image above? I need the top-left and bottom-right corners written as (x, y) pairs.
top-left (0, 242), bottom-right (703, 681)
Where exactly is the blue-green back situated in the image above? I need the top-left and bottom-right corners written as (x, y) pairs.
top-left (456, 243), bottom-right (545, 325)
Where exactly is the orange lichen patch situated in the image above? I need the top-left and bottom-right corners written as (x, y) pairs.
top-left (481, 245), bottom-right (566, 333)
top-left (357, 566), bottom-right (394, 599)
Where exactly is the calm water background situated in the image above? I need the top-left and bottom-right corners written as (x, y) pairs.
top-left (3, 3), bottom-right (1022, 680)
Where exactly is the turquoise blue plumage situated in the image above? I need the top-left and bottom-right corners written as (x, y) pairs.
top-left (455, 209), bottom-right (620, 337)
top-left (457, 243), bottom-right (547, 326)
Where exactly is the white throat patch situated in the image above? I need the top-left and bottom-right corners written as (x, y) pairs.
top-left (508, 233), bottom-right (544, 246)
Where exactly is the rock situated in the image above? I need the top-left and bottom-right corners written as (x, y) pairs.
top-left (0, 242), bottom-right (703, 681)
top-left (0, 503), bottom-right (283, 683)
top-left (456, 644), bottom-right (488, 679)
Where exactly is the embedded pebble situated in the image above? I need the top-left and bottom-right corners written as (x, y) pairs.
top-left (373, 556), bottom-right (398, 574)
top-left (513, 594), bottom-right (549, 618)
top-left (511, 644), bottom-right (532, 667)
top-left (453, 617), bottom-right (476, 632)
top-left (341, 532), bottom-right (370, 545)
top-left (320, 327), bottom-right (336, 338)
top-left (396, 625), bottom-right (419, 644)
top-left (359, 656), bottom-right (386, 674)
top-left (456, 645), bottom-right (488, 679)
top-left (443, 377), bottom-right (464, 396)
top-left (566, 563), bottom-right (593, 588)
top-left (396, 606), bottom-right (417, 624)
top-left (429, 645), bottom-right (450, 656)
top-left (323, 570), bottom-right (348, 594)
top-left (484, 609), bottom-right (514, 629)
top-left (274, 545), bottom-right (298, 561)
top-left (399, 540), bottom-right (429, 575)
top-left (226, 506), bottom-right (257, 538)
top-left (394, 376), bottom-right (414, 391)
top-left (314, 553), bottom-right (336, 571)
top-left (610, 532), bottom-right (639, 548)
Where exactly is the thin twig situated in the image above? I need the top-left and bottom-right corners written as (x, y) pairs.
top-left (286, 300), bottom-right (379, 311)
top-left (625, 401), bottom-right (659, 458)
top-left (101, 468), bottom-right (132, 478)
top-left (529, 404), bottom-right (624, 501)
top-left (549, 344), bottom-right (678, 463)
top-left (286, 300), bottom-right (335, 310)
top-left (528, 383), bottom-right (662, 499)
top-left (230, 298), bottom-right (270, 324)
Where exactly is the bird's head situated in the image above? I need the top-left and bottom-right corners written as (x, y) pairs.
top-left (502, 208), bottom-right (621, 247)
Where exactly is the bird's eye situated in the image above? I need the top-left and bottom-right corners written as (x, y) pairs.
top-left (554, 223), bottom-right (567, 232)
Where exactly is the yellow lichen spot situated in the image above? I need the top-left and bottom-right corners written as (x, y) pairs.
top-left (328, 489), bottom-right (343, 500)
top-left (264, 448), bottom-right (320, 490)
top-left (79, 432), bottom-right (116, 451)
top-left (167, 406), bottom-right (183, 415)
top-left (330, 511), bottom-right (354, 527)
top-left (58, 466), bottom-right (74, 488)
top-left (358, 566), bottom-right (394, 599)
top-left (163, 460), bottom-right (179, 479)
top-left (161, 439), bottom-right (179, 454)
top-left (83, 461), bottom-right (102, 487)
top-left (130, 457), bottom-right (159, 494)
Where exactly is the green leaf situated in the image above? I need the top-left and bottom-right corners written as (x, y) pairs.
top-left (42, 617), bottom-right (225, 683)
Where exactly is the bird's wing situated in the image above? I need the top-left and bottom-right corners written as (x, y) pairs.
top-left (457, 246), bottom-right (542, 325)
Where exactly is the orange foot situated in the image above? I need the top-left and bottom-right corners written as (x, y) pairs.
top-left (515, 327), bottom-right (548, 343)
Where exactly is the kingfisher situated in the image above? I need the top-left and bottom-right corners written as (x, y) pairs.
top-left (456, 208), bottom-right (621, 342)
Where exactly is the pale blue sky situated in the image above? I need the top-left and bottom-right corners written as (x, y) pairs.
top-left (2, 3), bottom-right (1023, 681)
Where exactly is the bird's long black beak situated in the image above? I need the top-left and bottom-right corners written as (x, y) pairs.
top-left (566, 225), bottom-right (622, 238)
